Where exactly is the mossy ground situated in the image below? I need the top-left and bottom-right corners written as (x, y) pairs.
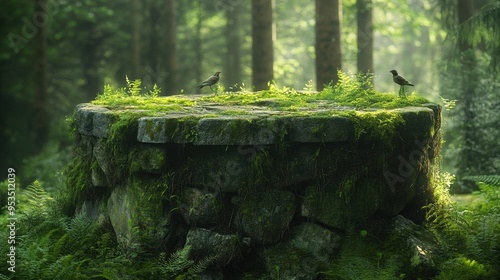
top-left (92, 71), bottom-right (430, 113)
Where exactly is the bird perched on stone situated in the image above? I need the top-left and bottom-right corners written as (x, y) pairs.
top-left (197, 71), bottom-right (221, 91)
top-left (389, 69), bottom-right (414, 97)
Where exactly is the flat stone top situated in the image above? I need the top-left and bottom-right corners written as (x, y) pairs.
top-left (75, 94), bottom-right (440, 145)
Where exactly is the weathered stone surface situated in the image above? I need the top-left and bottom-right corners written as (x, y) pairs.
top-left (76, 104), bottom-right (111, 136)
top-left (78, 103), bottom-right (436, 147)
top-left (92, 110), bottom-right (116, 138)
top-left (289, 222), bottom-right (342, 262)
top-left (234, 190), bottom-right (296, 244)
top-left (91, 164), bottom-right (107, 187)
top-left (195, 116), bottom-right (279, 145)
top-left (379, 169), bottom-right (419, 216)
top-left (181, 188), bottom-right (221, 226)
top-left (302, 177), bottom-right (384, 229)
top-left (395, 107), bottom-right (435, 140)
top-left (107, 181), bottom-right (177, 254)
top-left (185, 228), bottom-right (240, 265)
top-left (136, 114), bottom-right (355, 145)
top-left (422, 103), bottom-right (442, 133)
top-left (259, 222), bottom-right (341, 279)
top-left (107, 186), bottom-right (139, 252)
top-left (137, 115), bottom-right (199, 144)
top-left (178, 144), bottom-right (322, 193)
top-left (286, 116), bottom-right (354, 143)
top-left (301, 185), bottom-right (344, 228)
top-left (275, 144), bottom-right (319, 185)
top-left (130, 145), bottom-right (167, 173)
top-left (180, 147), bottom-right (255, 192)
top-left (93, 139), bottom-right (112, 182)
top-left (75, 199), bottom-right (107, 226)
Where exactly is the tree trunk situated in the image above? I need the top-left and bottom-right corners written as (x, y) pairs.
top-left (252, 0), bottom-right (274, 91)
top-left (194, 5), bottom-right (203, 88)
top-left (147, 1), bottom-right (160, 86)
top-left (356, 0), bottom-right (373, 76)
top-left (225, 4), bottom-right (241, 91)
top-left (315, 0), bottom-right (342, 90)
top-left (81, 24), bottom-right (101, 101)
top-left (34, 0), bottom-right (49, 151)
top-left (164, 0), bottom-right (179, 94)
top-left (131, 0), bottom-right (141, 78)
top-left (457, 0), bottom-right (477, 177)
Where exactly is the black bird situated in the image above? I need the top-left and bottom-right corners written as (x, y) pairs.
top-left (389, 70), bottom-right (414, 96)
top-left (197, 71), bottom-right (221, 90)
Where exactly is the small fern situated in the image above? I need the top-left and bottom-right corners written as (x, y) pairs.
top-left (158, 246), bottom-right (194, 278)
top-left (126, 75), bottom-right (142, 96)
top-left (188, 252), bottom-right (221, 275)
top-left (463, 175), bottom-right (500, 187)
top-left (157, 245), bottom-right (219, 279)
top-left (20, 180), bottom-right (53, 216)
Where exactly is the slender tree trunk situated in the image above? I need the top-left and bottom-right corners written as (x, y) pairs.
top-left (148, 2), bottom-right (160, 85)
top-left (458, 0), bottom-right (474, 53)
top-left (81, 24), bottom-right (101, 101)
top-left (315, 0), bottom-right (342, 90)
top-left (131, 0), bottom-right (141, 78)
top-left (252, 0), bottom-right (274, 91)
top-left (457, 0), bottom-right (477, 177)
top-left (194, 5), bottom-right (203, 88)
top-left (164, 0), bottom-right (179, 94)
top-left (34, 0), bottom-right (49, 151)
top-left (356, 0), bottom-right (373, 76)
top-left (225, 4), bottom-right (241, 91)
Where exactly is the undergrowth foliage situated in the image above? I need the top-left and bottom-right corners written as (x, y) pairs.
top-left (425, 173), bottom-right (500, 278)
top-left (157, 245), bottom-right (220, 279)
top-left (0, 181), bottom-right (213, 279)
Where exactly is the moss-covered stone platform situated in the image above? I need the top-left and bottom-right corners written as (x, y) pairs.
top-left (69, 90), bottom-right (442, 278)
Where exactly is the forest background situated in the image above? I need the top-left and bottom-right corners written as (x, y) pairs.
top-left (0, 0), bottom-right (499, 193)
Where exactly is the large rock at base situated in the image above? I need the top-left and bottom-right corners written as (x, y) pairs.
top-left (107, 181), bottom-right (178, 254)
top-left (258, 222), bottom-right (342, 279)
top-left (181, 188), bottom-right (222, 226)
top-left (107, 186), bottom-right (141, 253)
top-left (301, 177), bottom-right (383, 229)
top-left (390, 215), bottom-right (441, 277)
top-left (234, 190), bottom-right (296, 244)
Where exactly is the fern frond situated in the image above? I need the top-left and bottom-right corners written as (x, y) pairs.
top-left (188, 252), bottom-right (220, 275)
top-left (24, 180), bottom-right (53, 207)
top-left (463, 175), bottom-right (500, 187)
top-left (158, 246), bottom-right (194, 278)
top-left (65, 213), bottom-right (94, 253)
